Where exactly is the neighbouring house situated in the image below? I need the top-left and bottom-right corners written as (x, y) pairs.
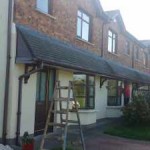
top-left (0, 0), bottom-right (150, 145)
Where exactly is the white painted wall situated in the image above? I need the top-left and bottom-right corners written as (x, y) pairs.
top-left (0, 0), bottom-right (9, 138)
top-left (95, 76), bottom-right (107, 119)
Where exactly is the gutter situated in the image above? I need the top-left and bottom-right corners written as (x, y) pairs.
top-left (2, 0), bottom-right (13, 144)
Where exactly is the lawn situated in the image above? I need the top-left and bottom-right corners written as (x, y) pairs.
top-left (104, 124), bottom-right (150, 141)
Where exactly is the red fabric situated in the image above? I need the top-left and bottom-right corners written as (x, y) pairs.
top-left (124, 84), bottom-right (130, 97)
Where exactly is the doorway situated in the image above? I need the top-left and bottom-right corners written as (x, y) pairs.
top-left (34, 68), bottom-right (55, 135)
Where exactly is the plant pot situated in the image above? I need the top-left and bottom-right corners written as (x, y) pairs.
top-left (22, 143), bottom-right (34, 150)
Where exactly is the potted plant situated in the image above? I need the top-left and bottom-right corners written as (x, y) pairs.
top-left (22, 131), bottom-right (34, 150)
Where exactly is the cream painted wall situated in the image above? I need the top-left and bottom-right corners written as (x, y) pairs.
top-left (95, 76), bottom-right (107, 119)
top-left (7, 24), bottom-right (37, 139)
top-left (0, 0), bottom-right (9, 138)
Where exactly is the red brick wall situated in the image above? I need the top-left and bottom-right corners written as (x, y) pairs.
top-left (14, 0), bottom-right (150, 73)
top-left (14, 0), bottom-right (104, 55)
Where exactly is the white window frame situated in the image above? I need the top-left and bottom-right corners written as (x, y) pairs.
top-left (77, 10), bottom-right (90, 42)
top-left (108, 30), bottom-right (117, 54)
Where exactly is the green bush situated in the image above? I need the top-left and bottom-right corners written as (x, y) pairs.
top-left (122, 95), bottom-right (150, 126)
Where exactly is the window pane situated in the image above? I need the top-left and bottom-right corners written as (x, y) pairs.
top-left (73, 74), bottom-right (86, 84)
top-left (108, 80), bottom-right (117, 96)
top-left (113, 39), bottom-right (116, 53)
top-left (82, 21), bottom-right (89, 41)
top-left (76, 97), bottom-right (86, 108)
top-left (108, 37), bottom-right (112, 52)
top-left (74, 85), bottom-right (86, 96)
top-left (88, 97), bottom-right (94, 108)
top-left (88, 87), bottom-right (94, 96)
top-left (77, 18), bottom-right (81, 37)
top-left (107, 80), bottom-right (121, 106)
top-left (88, 76), bottom-right (94, 85)
top-left (40, 72), bottom-right (47, 101)
top-left (78, 10), bottom-right (82, 17)
top-left (108, 30), bottom-right (112, 37)
top-left (37, 0), bottom-right (48, 13)
top-left (36, 72), bottom-right (46, 101)
top-left (83, 13), bottom-right (89, 22)
top-left (36, 73), bottom-right (40, 100)
top-left (49, 70), bottom-right (55, 100)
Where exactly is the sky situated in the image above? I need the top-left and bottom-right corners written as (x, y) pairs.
top-left (100, 0), bottom-right (150, 40)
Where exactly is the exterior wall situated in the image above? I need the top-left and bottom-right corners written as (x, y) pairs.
top-left (57, 70), bottom-right (97, 125)
top-left (103, 22), bottom-right (132, 67)
top-left (103, 21), bottom-right (150, 73)
top-left (0, 0), bottom-right (9, 139)
top-left (95, 76), bottom-right (107, 119)
top-left (14, 0), bottom-right (104, 55)
top-left (6, 24), bottom-right (37, 139)
top-left (3, 0), bottom-right (149, 140)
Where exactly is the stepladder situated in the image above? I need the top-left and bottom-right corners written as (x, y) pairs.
top-left (40, 81), bottom-right (86, 150)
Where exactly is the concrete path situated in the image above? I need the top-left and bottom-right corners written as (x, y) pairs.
top-left (85, 134), bottom-right (150, 150)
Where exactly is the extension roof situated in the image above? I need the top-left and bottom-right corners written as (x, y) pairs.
top-left (16, 24), bottom-right (150, 84)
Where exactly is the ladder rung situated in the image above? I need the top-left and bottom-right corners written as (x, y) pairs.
top-left (48, 123), bottom-right (66, 127)
top-left (62, 119), bottom-right (78, 124)
top-left (56, 86), bottom-right (72, 89)
top-left (52, 109), bottom-right (67, 114)
top-left (54, 98), bottom-right (74, 101)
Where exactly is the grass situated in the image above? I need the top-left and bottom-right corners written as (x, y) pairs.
top-left (104, 124), bottom-right (150, 141)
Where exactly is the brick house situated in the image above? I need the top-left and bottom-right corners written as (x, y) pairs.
top-left (0, 0), bottom-right (150, 145)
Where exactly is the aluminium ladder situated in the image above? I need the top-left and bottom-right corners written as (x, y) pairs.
top-left (40, 81), bottom-right (86, 150)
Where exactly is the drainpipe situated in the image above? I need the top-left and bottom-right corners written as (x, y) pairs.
top-left (16, 66), bottom-right (43, 145)
top-left (2, 0), bottom-right (13, 145)
top-left (132, 45), bottom-right (135, 68)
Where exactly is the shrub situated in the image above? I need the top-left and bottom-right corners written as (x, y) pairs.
top-left (122, 95), bottom-right (150, 126)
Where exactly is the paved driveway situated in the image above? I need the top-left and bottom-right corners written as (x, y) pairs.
top-left (85, 134), bottom-right (150, 150)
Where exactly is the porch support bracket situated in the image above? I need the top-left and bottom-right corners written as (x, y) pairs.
top-left (100, 77), bottom-right (107, 88)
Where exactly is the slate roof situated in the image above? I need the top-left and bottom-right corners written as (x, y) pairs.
top-left (141, 40), bottom-right (150, 47)
top-left (16, 24), bottom-right (150, 84)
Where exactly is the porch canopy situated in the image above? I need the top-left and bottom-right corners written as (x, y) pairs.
top-left (16, 24), bottom-right (150, 84)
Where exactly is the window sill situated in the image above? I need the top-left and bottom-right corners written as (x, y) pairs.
top-left (76, 37), bottom-right (94, 46)
top-left (106, 106), bottom-right (122, 109)
top-left (78, 109), bottom-right (96, 113)
top-left (108, 51), bottom-right (119, 57)
top-left (35, 8), bottom-right (56, 20)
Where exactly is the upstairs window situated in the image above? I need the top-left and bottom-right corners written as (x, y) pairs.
top-left (143, 52), bottom-right (148, 67)
top-left (125, 41), bottom-right (130, 55)
top-left (36, 0), bottom-right (51, 14)
top-left (135, 47), bottom-right (139, 60)
top-left (108, 30), bottom-right (117, 53)
top-left (77, 10), bottom-right (90, 42)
